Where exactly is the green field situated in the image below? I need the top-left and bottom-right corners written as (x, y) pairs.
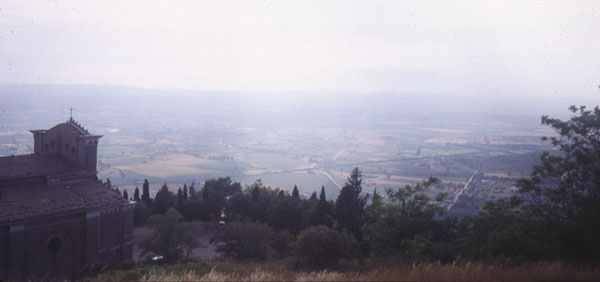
top-left (186, 161), bottom-right (249, 171)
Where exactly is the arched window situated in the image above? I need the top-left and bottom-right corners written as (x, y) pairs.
top-left (46, 236), bottom-right (63, 254)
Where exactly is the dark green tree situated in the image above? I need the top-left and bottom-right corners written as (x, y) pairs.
top-left (139, 209), bottom-right (202, 263)
top-left (455, 105), bottom-right (600, 262)
top-left (294, 225), bottom-right (357, 269)
top-left (312, 186), bottom-right (333, 227)
top-left (517, 105), bottom-right (600, 261)
top-left (176, 188), bottom-right (184, 210)
top-left (362, 177), bottom-right (454, 259)
top-left (246, 180), bottom-right (275, 223)
top-left (364, 188), bottom-right (383, 222)
top-left (133, 186), bottom-right (141, 201)
top-left (292, 185), bottom-right (300, 198)
top-left (133, 201), bottom-right (152, 226)
top-left (457, 196), bottom-right (544, 260)
top-left (202, 177), bottom-right (242, 219)
top-left (251, 183), bottom-right (261, 201)
top-left (309, 191), bottom-right (317, 201)
top-left (266, 191), bottom-right (304, 233)
top-left (142, 178), bottom-right (151, 206)
top-left (226, 180), bottom-right (309, 232)
top-left (334, 167), bottom-right (368, 240)
top-left (210, 220), bottom-right (273, 259)
top-left (271, 229), bottom-right (296, 258)
top-left (123, 189), bottom-right (129, 200)
top-left (177, 222), bottom-right (204, 261)
top-left (319, 186), bottom-right (327, 200)
top-left (183, 183), bottom-right (188, 200)
top-left (153, 183), bottom-right (176, 214)
top-left (226, 189), bottom-right (252, 217)
top-left (189, 181), bottom-right (196, 199)
top-left (180, 198), bottom-right (211, 221)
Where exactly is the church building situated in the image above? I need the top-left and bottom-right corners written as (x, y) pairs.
top-left (0, 118), bottom-right (134, 280)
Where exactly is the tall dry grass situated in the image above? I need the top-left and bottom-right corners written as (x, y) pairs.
top-left (90, 261), bottom-right (599, 281)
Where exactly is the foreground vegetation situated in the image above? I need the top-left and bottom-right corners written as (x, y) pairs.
top-left (94, 105), bottom-right (599, 280)
top-left (85, 260), bottom-right (599, 281)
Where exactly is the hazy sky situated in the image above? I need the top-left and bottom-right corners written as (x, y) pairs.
top-left (1, 1), bottom-right (599, 99)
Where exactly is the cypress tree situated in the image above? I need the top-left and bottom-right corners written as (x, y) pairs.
top-left (292, 185), bottom-right (300, 198)
top-left (142, 178), bottom-right (151, 205)
top-left (189, 181), bottom-right (196, 199)
top-left (319, 185), bottom-right (327, 201)
top-left (177, 188), bottom-right (183, 208)
top-left (183, 183), bottom-right (188, 200)
top-left (371, 188), bottom-right (382, 206)
top-left (347, 167), bottom-right (362, 193)
top-left (313, 185), bottom-right (333, 226)
top-left (251, 185), bottom-right (261, 201)
top-left (364, 188), bottom-right (383, 223)
top-left (123, 189), bottom-right (129, 200)
top-left (309, 191), bottom-right (317, 201)
top-left (335, 167), bottom-right (367, 241)
top-left (153, 183), bottom-right (175, 214)
top-left (133, 187), bottom-right (140, 201)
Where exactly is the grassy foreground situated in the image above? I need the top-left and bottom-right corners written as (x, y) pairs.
top-left (86, 261), bottom-right (599, 281)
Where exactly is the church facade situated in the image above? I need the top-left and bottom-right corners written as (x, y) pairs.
top-left (0, 118), bottom-right (134, 280)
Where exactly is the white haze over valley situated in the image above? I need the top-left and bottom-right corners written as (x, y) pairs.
top-left (1, 1), bottom-right (599, 201)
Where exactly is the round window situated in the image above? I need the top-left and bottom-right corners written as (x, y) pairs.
top-left (47, 237), bottom-right (63, 254)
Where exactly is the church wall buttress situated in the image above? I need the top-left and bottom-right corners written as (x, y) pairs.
top-left (85, 142), bottom-right (98, 172)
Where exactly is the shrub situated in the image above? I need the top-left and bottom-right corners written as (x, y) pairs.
top-left (294, 225), bottom-right (357, 269)
top-left (133, 201), bottom-right (152, 226)
top-left (210, 220), bottom-right (273, 260)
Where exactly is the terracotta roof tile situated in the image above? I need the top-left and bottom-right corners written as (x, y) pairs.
top-left (0, 154), bottom-right (82, 180)
top-left (0, 181), bottom-right (127, 223)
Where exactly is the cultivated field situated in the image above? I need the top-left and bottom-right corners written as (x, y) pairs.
top-left (0, 87), bottom-right (558, 215)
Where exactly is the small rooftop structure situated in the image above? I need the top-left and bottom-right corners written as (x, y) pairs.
top-left (29, 118), bottom-right (103, 172)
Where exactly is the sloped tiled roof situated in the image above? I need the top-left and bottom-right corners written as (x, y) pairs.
top-left (0, 180), bottom-right (127, 223)
top-left (63, 118), bottom-right (102, 137)
top-left (66, 118), bottom-right (90, 135)
top-left (30, 119), bottom-right (102, 138)
top-left (0, 154), bottom-right (83, 180)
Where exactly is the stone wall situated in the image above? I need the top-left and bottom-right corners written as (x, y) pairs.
top-left (0, 203), bottom-right (134, 280)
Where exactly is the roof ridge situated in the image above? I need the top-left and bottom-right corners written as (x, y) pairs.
top-left (67, 118), bottom-right (89, 135)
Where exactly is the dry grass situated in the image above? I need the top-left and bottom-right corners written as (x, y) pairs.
top-left (87, 261), bottom-right (599, 281)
